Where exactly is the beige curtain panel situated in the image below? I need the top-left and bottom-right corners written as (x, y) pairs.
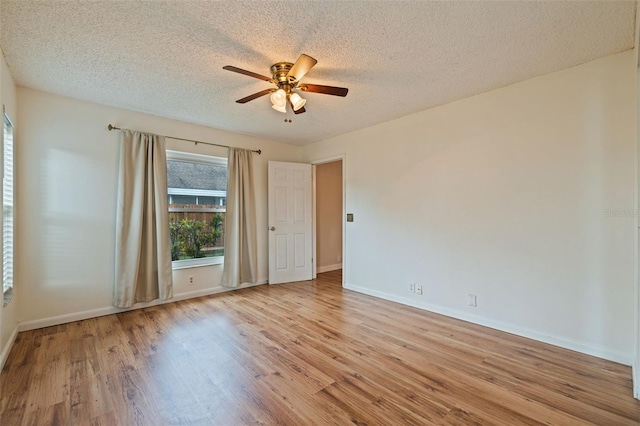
top-left (222, 148), bottom-right (258, 287)
top-left (114, 130), bottom-right (173, 308)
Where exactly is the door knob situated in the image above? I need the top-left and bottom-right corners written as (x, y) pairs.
top-left (270, 226), bottom-right (276, 231)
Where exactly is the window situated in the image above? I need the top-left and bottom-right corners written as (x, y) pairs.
top-left (167, 150), bottom-right (227, 268)
top-left (3, 111), bottom-right (13, 305)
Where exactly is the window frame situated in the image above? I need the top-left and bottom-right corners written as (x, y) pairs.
top-left (166, 150), bottom-right (227, 269)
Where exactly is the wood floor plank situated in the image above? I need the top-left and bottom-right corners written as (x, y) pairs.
top-left (23, 332), bottom-right (70, 416)
top-left (1, 270), bottom-right (639, 425)
top-left (69, 334), bottom-right (112, 424)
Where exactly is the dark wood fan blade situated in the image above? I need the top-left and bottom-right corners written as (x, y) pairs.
top-left (287, 54), bottom-right (317, 82)
top-left (299, 84), bottom-right (348, 97)
top-left (236, 89), bottom-right (273, 104)
top-left (223, 65), bottom-right (272, 82)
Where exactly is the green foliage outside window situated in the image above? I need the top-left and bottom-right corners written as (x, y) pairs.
top-left (170, 213), bottom-right (224, 261)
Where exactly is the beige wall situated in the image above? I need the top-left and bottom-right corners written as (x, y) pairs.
top-left (303, 51), bottom-right (637, 364)
top-left (0, 51), bottom-right (19, 367)
top-left (16, 88), bottom-right (300, 328)
top-left (316, 160), bottom-right (342, 271)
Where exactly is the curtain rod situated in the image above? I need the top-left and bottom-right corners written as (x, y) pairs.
top-left (107, 124), bottom-right (262, 155)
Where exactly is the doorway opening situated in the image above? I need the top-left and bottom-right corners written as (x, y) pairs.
top-left (313, 158), bottom-right (344, 285)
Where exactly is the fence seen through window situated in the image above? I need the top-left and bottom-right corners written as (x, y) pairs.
top-left (167, 153), bottom-right (227, 264)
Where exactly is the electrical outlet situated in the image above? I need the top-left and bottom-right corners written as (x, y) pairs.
top-left (337, 254), bottom-right (342, 262)
top-left (416, 284), bottom-right (423, 295)
top-left (468, 294), bottom-right (477, 307)
top-left (188, 275), bottom-right (195, 286)
top-left (409, 282), bottom-right (415, 293)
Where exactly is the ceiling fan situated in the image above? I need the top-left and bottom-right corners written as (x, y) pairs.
top-left (223, 54), bottom-right (348, 119)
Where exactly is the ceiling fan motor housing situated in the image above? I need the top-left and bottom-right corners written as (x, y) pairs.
top-left (270, 62), bottom-right (296, 85)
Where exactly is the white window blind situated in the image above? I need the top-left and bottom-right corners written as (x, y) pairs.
top-left (3, 112), bottom-right (14, 300)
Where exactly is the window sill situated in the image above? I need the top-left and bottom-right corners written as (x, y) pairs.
top-left (172, 257), bottom-right (224, 270)
top-left (3, 288), bottom-right (14, 307)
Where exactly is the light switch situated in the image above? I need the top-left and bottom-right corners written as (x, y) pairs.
top-left (347, 213), bottom-right (354, 222)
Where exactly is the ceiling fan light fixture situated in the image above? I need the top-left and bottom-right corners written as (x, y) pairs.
top-left (289, 92), bottom-right (306, 111)
top-left (223, 55), bottom-right (348, 117)
top-left (270, 89), bottom-right (287, 107)
top-left (272, 103), bottom-right (287, 113)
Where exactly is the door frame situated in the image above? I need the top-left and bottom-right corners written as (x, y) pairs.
top-left (311, 155), bottom-right (346, 287)
top-left (634, 62), bottom-right (640, 400)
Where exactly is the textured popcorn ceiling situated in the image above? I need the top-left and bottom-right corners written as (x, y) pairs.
top-left (0, 1), bottom-right (635, 146)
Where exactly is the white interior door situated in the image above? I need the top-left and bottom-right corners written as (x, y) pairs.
top-left (268, 161), bottom-right (313, 284)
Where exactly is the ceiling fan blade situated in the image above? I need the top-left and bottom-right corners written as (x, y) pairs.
top-left (287, 54), bottom-right (317, 82)
top-left (299, 84), bottom-right (348, 97)
top-left (236, 89), bottom-right (273, 104)
top-left (223, 65), bottom-right (272, 82)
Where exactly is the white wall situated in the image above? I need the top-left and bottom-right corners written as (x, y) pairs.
top-left (302, 51), bottom-right (637, 364)
top-left (0, 51), bottom-right (19, 367)
top-left (16, 88), bottom-right (300, 327)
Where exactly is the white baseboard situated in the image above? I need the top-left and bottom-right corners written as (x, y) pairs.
top-left (317, 263), bottom-right (342, 274)
top-left (344, 282), bottom-right (631, 366)
top-left (18, 279), bottom-right (267, 332)
top-left (0, 326), bottom-right (18, 370)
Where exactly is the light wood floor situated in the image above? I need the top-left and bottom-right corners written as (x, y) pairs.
top-left (1, 270), bottom-right (638, 425)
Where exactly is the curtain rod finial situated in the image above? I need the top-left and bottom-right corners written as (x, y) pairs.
top-left (108, 124), bottom-right (114, 131)
top-left (257, 149), bottom-right (262, 155)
